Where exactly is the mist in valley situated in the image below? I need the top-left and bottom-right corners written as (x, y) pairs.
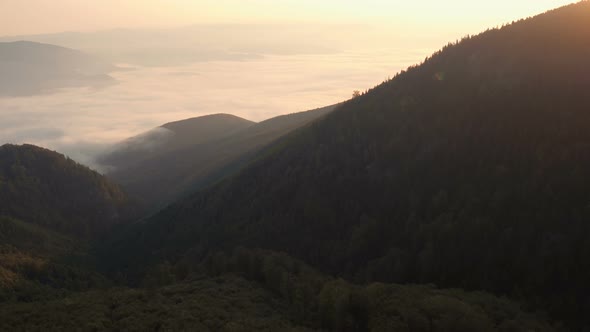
top-left (0, 25), bottom-right (430, 170)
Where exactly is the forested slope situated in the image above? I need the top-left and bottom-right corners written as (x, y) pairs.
top-left (98, 113), bottom-right (255, 172)
top-left (0, 144), bottom-right (133, 237)
top-left (102, 2), bottom-right (590, 328)
top-left (103, 105), bottom-right (335, 208)
top-left (1, 249), bottom-right (559, 331)
top-left (0, 144), bottom-right (135, 298)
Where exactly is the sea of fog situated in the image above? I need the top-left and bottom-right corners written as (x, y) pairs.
top-left (0, 48), bottom-right (429, 170)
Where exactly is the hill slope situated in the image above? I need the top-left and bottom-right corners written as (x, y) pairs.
top-left (0, 144), bottom-right (135, 299)
top-left (0, 41), bottom-right (115, 96)
top-left (103, 2), bottom-right (590, 327)
top-left (100, 106), bottom-right (335, 208)
top-left (97, 113), bottom-right (255, 172)
top-left (0, 144), bottom-right (132, 238)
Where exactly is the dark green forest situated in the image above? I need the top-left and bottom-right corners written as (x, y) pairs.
top-left (0, 144), bottom-right (134, 237)
top-left (0, 248), bottom-right (560, 331)
top-left (0, 146), bottom-right (129, 303)
top-left (2, 1), bottom-right (590, 331)
top-left (99, 1), bottom-right (590, 329)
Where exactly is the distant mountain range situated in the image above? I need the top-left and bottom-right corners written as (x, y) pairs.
top-left (0, 41), bottom-right (115, 96)
top-left (0, 24), bottom-right (371, 67)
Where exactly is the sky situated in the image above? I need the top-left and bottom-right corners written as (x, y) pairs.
top-left (0, 0), bottom-right (577, 36)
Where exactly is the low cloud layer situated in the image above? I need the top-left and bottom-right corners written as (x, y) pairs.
top-left (0, 48), bottom-right (429, 171)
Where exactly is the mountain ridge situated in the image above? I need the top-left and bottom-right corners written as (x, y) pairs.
top-left (100, 105), bottom-right (336, 209)
top-left (97, 113), bottom-right (255, 174)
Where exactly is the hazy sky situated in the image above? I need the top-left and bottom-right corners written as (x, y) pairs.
top-left (0, 0), bottom-right (577, 36)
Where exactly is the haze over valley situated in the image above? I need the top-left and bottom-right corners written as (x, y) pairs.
top-left (0, 25), bottom-right (424, 168)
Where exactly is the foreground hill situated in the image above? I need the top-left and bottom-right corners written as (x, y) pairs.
top-left (0, 144), bottom-right (132, 237)
top-left (100, 106), bottom-right (335, 208)
top-left (102, 2), bottom-right (590, 328)
top-left (0, 249), bottom-right (558, 331)
top-left (0, 144), bottom-right (135, 301)
top-left (0, 41), bottom-right (115, 96)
